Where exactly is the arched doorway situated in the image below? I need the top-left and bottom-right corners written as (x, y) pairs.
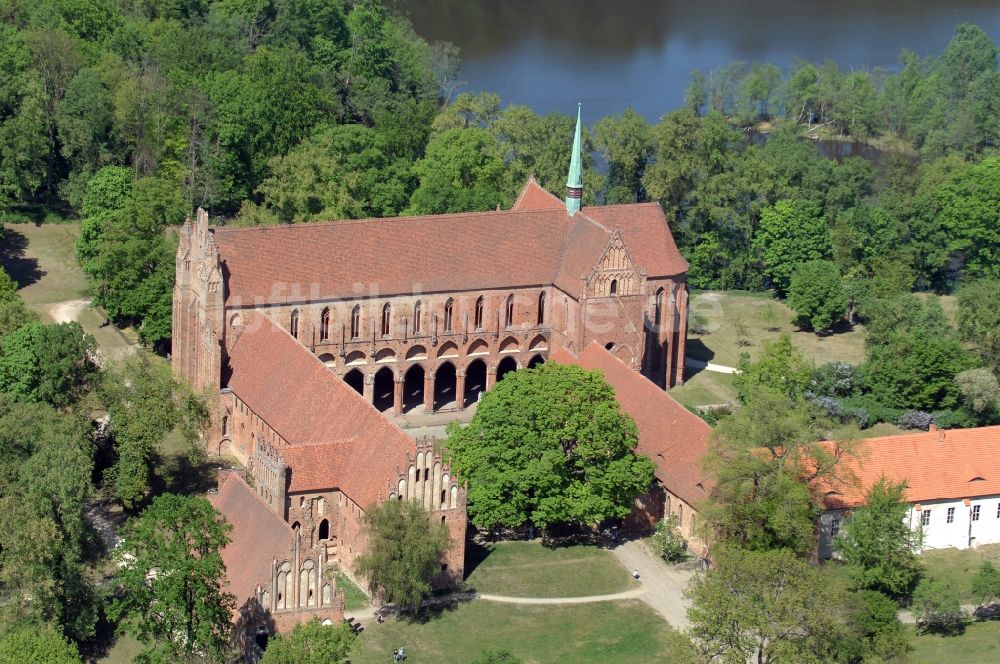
top-left (434, 362), bottom-right (457, 411)
top-left (343, 369), bottom-right (364, 395)
top-left (373, 367), bottom-right (394, 412)
top-left (403, 364), bottom-right (425, 413)
top-left (528, 354), bottom-right (545, 368)
top-left (496, 356), bottom-right (518, 382)
top-left (464, 359), bottom-right (487, 407)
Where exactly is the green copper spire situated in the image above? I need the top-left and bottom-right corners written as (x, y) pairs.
top-left (566, 103), bottom-right (583, 215)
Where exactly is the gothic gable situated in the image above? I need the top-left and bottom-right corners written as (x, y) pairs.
top-left (588, 232), bottom-right (641, 297)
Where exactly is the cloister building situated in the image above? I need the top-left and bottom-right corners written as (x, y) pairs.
top-left (171, 109), bottom-right (690, 644)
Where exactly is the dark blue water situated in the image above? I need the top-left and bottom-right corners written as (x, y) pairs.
top-left (401, 0), bottom-right (1000, 121)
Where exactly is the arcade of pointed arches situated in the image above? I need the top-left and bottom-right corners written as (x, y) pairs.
top-left (323, 334), bottom-right (550, 414)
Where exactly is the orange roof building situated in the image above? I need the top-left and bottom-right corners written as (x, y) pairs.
top-left (817, 425), bottom-right (1000, 556)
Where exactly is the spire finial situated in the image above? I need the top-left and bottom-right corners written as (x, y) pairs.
top-left (566, 103), bottom-right (583, 215)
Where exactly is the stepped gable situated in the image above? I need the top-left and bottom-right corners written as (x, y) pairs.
top-left (818, 425), bottom-right (1000, 510)
top-left (213, 472), bottom-right (294, 603)
top-left (551, 342), bottom-right (713, 507)
top-left (226, 312), bottom-right (414, 505)
top-left (211, 180), bottom-right (686, 307)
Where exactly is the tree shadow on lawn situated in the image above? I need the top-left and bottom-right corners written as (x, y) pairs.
top-left (798, 318), bottom-right (857, 338)
top-left (0, 227), bottom-right (44, 288)
top-left (405, 591), bottom-right (475, 624)
top-left (149, 450), bottom-right (225, 498)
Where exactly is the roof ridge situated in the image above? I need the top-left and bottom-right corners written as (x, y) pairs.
top-left (214, 207), bottom-right (564, 236)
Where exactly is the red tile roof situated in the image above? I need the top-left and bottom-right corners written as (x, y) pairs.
top-left (212, 180), bottom-right (685, 306)
top-left (512, 177), bottom-right (565, 210)
top-left (818, 425), bottom-right (1000, 509)
top-left (551, 343), bottom-right (713, 506)
top-left (212, 472), bottom-right (293, 605)
top-left (226, 313), bottom-right (414, 504)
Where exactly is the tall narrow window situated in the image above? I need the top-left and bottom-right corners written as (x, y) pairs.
top-left (320, 307), bottom-right (330, 340)
top-left (972, 504), bottom-right (981, 521)
top-left (290, 309), bottom-right (299, 338)
top-left (444, 299), bottom-right (454, 333)
top-left (350, 305), bottom-right (360, 339)
top-left (947, 507), bottom-right (955, 523)
top-left (610, 279), bottom-right (618, 295)
top-left (381, 303), bottom-right (391, 337)
top-left (537, 292), bottom-right (546, 325)
top-left (413, 301), bottom-right (422, 334)
top-left (505, 294), bottom-right (514, 328)
top-left (474, 296), bottom-right (484, 330)
top-left (921, 509), bottom-right (931, 526)
top-left (654, 288), bottom-right (664, 325)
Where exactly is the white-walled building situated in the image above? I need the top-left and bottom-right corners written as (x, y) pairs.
top-left (818, 424), bottom-right (1000, 558)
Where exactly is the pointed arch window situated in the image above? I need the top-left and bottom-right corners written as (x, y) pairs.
top-left (350, 305), bottom-right (360, 339)
top-left (537, 292), bottom-right (546, 325)
top-left (610, 279), bottom-right (618, 295)
top-left (320, 307), bottom-right (330, 341)
top-left (413, 301), bottom-right (422, 334)
top-left (290, 309), bottom-right (299, 338)
top-left (654, 288), bottom-right (664, 326)
top-left (505, 294), bottom-right (515, 328)
top-left (474, 296), bottom-right (484, 330)
top-left (381, 303), bottom-right (391, 337)
top-left (444, 299), bottom-right (454, 333)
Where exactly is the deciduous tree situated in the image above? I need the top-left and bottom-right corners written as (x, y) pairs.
top-left (355, 499), bottom-right (450, 612)
top-left (836, 477), bottom-right (922, 599)
top-left (787, 260), bottom-right (847, 332)
top-left (0, 626), bottom-right (82, 664)
top-left (0, 321), bottom-right (97, 407)
top-left (109, 494), bottom-right (235, 662)
top-left (754, 198), bottom-right (832, 292)
top-left (686, 547), bottom-right (850, 664)
top-left (261, 618), bottom-right (357, 664)
top-left (444, 362), bottom-right (655, 530)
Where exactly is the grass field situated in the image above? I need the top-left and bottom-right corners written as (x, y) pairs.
top-left (337, 570), bottom-right (370, 612)
top-left (1, 222), bottom-right (89, 305)
top-left (920, 543), bottom-right (1000, 603)
top-left (465, 541), bottom-right (636, 597)
top-left (686, 290), bottom-right (868, 368)
top-left (909, 621), bottom-right (1000, 663)
top-left (0, 222), bottom-right (137, 355)
top-left (351, 599), bottom-right (689, 664)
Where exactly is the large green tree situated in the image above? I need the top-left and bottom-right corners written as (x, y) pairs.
top-left (260, 618), bottom-right (357, 664)
top-left (935, 158), bottom-right (1000, 279)
top-left (0, 626), bottom-right (82, 664)
top-left (109, 494), bottom-right (235, 663)
top-left (406, 127), bottom-right (512, 215)
top-left (754, 198), bottom-right (832, 292)
top-left (0, 321), bottom-right (97, 407)
top-left (355, 498), bottom-right (450, 612)
top-left (787, 260), bottom-right (847, 332)
top-left (836, 477), bottom-right (922, 599)
top-left (100, 352), bottom-right (206, 508)
top-left (0, 396), bottom-right (96, 642)
top-left (733, 334), bottom-right (813, 403)
top-left (444, 362), bottom-right (655, 530)
top-left (957, 279), bottom-right (1000, 367)
top-left (686, 547), bottom-right (850, 664)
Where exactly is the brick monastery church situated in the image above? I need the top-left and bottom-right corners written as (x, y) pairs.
top-left (171, 108), bottom-right (712, 649)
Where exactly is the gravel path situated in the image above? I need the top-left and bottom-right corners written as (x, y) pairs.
top-left (49, 298), bottom-right (91, 324)
top-left (610, 539), bottom-right (695, 630)
top-left (478, 588), bottom-right (646, 605)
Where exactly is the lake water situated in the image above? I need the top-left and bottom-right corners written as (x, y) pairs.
top-left (401, 0), bottom-right (1000, 122)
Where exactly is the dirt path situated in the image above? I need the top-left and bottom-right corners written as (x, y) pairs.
top-left (610, 539), bottom-right (695, 630)
top-left (49, 298), bottom-right (91, 324)
top-left (478, 588), bottom-right (646, 605)
top-left (684, 357), bottom-right (740, 374)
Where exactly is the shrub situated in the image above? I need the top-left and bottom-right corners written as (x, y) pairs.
top-left (898, 410), bottom-right (933, 431)
top-left (912, 577), bottom-right (966, 635)
top-left (809, 361), bottom-right (860, 397)
top-left (652, 514), bottom-right (688, 563)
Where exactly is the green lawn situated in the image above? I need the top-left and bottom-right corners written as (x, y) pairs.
top-left (909, 621), bottom-right (1000, 663)
top-left (687, 290), bottom-right (867, 368)
top-left (337, 571), bottom-right (370, 612)
top-left (465, 541), bottom-right (636, 597)
top-left (97, 633), bottom-right (144, 664)
top-left (670, 369), bottom-right (736, 408)
top-left (351, 599), bottom-right (692, 664)
top-left (920, 543), bottom-right (1000, 603)
top-left (1, 222), bottom-right (89, 305)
